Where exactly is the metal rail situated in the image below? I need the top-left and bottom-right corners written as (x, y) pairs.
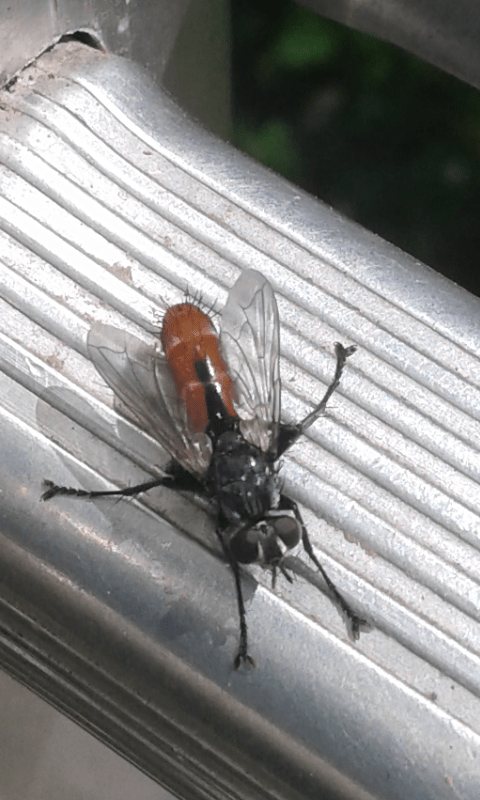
top-left (1, 40), bottom-right (480, 800)
top-left (301, 0), bottom-right (480, 91)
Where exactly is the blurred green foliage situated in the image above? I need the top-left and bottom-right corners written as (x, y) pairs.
top-left (232, 0), bottom-right (480, 296)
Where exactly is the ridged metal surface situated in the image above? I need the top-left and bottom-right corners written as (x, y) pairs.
top-left (0, 0), bottom-right (231, 139)
top-left (1, 41), bottom-right (480, 800)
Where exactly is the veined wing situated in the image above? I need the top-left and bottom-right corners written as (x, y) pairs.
top-left (87, 323), bottom-right (212, 477)
top-left (221, 270), bottom-right (281, 455)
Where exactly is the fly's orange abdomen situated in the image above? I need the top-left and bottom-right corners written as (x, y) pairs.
top-left (162, 303), bottom-right (237, 432)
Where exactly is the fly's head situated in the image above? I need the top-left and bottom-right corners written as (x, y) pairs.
top-left (230, 513), bottom-right (300, 584)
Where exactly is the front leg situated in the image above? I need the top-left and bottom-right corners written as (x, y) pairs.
top-left (279, 495), bottom-right (366, 640)
top-left (216, 522), bottom-right (255, 669)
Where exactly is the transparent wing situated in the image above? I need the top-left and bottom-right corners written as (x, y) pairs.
top-left (221, 270), bottom-right (281, 454)
top-left (87, 323), bottom-right (212, 477)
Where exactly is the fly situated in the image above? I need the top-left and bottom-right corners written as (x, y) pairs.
top-left (42, 270), bottom-right (366, 667)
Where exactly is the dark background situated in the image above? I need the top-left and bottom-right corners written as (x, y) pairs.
top-left (232, 0), bottom-right (480, 298)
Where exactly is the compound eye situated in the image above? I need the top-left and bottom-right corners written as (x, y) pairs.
top-left (230, 530), bottom-right (260, 564)
top-left (270, 516), bottom-right (299, 551)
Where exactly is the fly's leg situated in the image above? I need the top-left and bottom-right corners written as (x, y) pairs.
top-left (41, 477), bottom-right (165, 502)
top-left (277, 343), bottom-right (356, 456)
top-left (299, 343), bottom-right (357, 434)
top-left (216, 524), bottom-right (255, 669)
top-left (41, 465), bottom-right (203, 502)
top-left (279, 495), bottom-right (366, 640)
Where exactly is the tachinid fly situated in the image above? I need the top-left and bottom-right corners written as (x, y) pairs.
top-left (42, 270), bottom-right (365, 667)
